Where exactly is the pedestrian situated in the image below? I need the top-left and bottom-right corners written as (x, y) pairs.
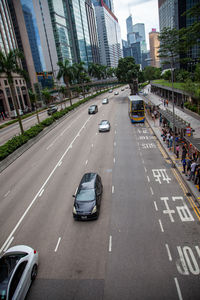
top-left (182, 158), bottom-right (186, 174)
top-left (186, 156), bottom-right (192, 177)
top-left (166, 99), bottom-right (168, 107)
top-left (194, 165), bottom-right (200, 191)
top-left (169, 135), bottom-right (173, 150)
top-left (176, 144), bottom-right (180, 158)
top-left (166, 132), bottom-right (170, 148)
top-left (164, 99), bottom-right (166, 107)
top-left (181, 145), bottom-right (187, 161)
top-left (187, 160), bottom-right (197, 181)
top-left (159, 114), bottom-right (162, 126)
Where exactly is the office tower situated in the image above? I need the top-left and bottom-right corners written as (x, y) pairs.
top-left (92, 0), bottom-right (122, 67)
top-left (158, 0), bottom-right (199, 68)
top-left (126, 15), bottom-right (133, 34)
top-left (0, 0), bottom-right (31, 116)
top-left (85, 0), bottom-right (100, 64)
top-left (7, 0), bottom-right (38, 91)
top-left (149, 29), bottom-right (160, 68)
top-left (22, 5), bottom-right (43, 73)
top-left (132, 23), bottom-right (147, 53)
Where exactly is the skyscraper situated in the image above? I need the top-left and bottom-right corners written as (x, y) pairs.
top-left (126, 15), bottom-right (133, 34)
top-left (132, 23), bottom-right (147, 53)
top-left (149, 29), bottom-right (160, 68)
top-left (92, 0), bottom-right (122, 67)
top-left (0, 0), bottom-right (31, 116)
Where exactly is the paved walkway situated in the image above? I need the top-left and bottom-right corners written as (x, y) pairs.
top-left (143, 85), bottom-right (200, 139)
top-left (145, 93), bottom-right (200, 202)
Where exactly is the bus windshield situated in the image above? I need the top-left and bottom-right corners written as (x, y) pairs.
top-left (131, 100), bottom-right (144, 111)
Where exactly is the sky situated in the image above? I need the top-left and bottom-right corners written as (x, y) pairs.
top-left (113, 0), bottom-right (160, 49)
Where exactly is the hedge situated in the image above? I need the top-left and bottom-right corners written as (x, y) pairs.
top-left (0, 87), bottom-right (116, 161)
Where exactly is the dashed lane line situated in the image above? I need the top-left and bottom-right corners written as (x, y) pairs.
top-left (174, 277), bottom-right (183, 300)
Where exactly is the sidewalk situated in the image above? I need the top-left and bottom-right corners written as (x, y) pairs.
top-left (146, 110), bottom-right (200, 203)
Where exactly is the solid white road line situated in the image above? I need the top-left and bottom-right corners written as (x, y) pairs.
top-left (150, 187), bottom-right (154, 195)
top-left (159, 219), bottom-right (164, 232)
top-left (54, 237), bottom-right (61, 252)
top-left (109, 235), bottom-right (112, 252)
top-left (165, 244), bottom-right (172, 261)
top-left (147, 176), bottom-right (150, 182)
top-left (174, 278), bottom-right (183, 300)
top-left (3, 236), bottom-right (14, 252)
top-left (58, 161), bottom-right (62, 167)
top-left (112, 186), bottom-right (114, 194)
top-left (0, 116), bottom-right (92, 254)
top-left (154, 201), bottom-right (158, 211)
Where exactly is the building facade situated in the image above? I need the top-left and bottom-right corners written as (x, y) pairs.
top-left (92, 0), bottom-right (122, 67)
top-left (158, 0), bottom-right (199, 69)
top-left (0, 0), bottom-right (31, 117)
top-left (132, 23), bottom-right (147, 53)
top-left (149, 29), bottom-right (160, 68)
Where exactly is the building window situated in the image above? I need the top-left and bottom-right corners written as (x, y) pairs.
top-left (19, 80), bottom-right (22, 84)
top-left (4, 80), bottom-right (8, 86)
top-left (15, 80), bottom-right (18, 85)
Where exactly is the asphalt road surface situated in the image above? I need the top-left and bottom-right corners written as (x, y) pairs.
top-left (0, 88), bottom-right (200, 300)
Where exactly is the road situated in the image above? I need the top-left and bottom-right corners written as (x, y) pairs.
top-left (0, 88), bottom-right (200, 299)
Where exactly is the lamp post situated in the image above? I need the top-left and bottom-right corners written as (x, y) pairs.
top-left (170, 60), bottom-right (176, 155)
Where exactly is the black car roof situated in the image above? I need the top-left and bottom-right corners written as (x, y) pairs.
top-left (79, 173), bottom-right (97, 190)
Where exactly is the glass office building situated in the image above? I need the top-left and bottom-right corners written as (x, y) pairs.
top-left (92, 0), bottom-right (122, 67)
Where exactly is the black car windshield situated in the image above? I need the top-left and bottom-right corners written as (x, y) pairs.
top-left (76, 189), bottom-right (95, 201)
top-left (0, 253), bottom-right (27, 299)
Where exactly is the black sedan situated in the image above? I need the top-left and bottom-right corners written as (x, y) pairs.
top-left (73, 173), bottom-right (103, 220)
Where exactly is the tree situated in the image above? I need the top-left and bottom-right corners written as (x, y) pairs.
top-left (73, 62), bottom-right (91, 97)
top-left (162, 70), bottom-right (171, 81)
top-left (0, 49), bottom-right (27, 134)
top-left (143, 66), bottom-right (161, 82)
top-left (116, 57), bottom-right (140, 95)
top-left (194, 63), bottom-right (200, 82)
top-left (57, 59), bottom-right (75, 106)
top-left (42, 88), bottom-right (51, 105)
top-left (28, 89), bottom-right (40, 124)
top-left (59, 86), bottom-right (67, 108)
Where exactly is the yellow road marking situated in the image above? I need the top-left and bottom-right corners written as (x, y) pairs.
top-left (172, 168), bottom-right (200, 221)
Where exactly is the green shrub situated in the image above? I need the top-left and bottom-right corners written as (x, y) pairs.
top-left (40, 117), bottom-right (54, 126)
top-left (0, 134), bottom-right (29, 160)
top-left (24, 124), bottom-right (44, 138)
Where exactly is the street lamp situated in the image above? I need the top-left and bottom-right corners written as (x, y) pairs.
top-left (170, 61), bottom-right (175, 155)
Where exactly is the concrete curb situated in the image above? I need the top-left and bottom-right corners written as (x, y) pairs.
top-left (145, 116), bottom-right (200, 204)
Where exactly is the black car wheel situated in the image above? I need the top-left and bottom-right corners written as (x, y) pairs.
top-left (31, 264), bottom-right (38, 281)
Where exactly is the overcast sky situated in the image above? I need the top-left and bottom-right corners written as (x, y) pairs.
top-left (113, 0), bottom-right (160, 49)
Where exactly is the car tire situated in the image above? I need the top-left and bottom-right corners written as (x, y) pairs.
top-left (31, 264), bottom-right (38, 281)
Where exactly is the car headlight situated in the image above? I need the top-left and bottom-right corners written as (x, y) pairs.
top-left (73, 206), bottom-right (77, 214)
top-left (91, 206), bottom-right (97, 214)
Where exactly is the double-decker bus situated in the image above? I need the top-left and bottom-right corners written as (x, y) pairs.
top-left (128, 95), bottom-right (145, 123)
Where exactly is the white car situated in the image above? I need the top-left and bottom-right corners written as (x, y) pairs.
top-left (114, 91), bottom-right (119, 95)
top-left (98, 120), bottom-right (110, 132)
top-left (0, 245), bottom-right (39, 300)
top-left (108, 89), bottom-right (113, 93)
top-left (102, 98), bottom-right (109, 104)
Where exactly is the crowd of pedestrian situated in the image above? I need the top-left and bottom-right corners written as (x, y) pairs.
top-left (181, 144), bottom-right (200, 192)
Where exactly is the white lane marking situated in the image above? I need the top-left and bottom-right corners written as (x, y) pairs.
top-left (147, 176), bottom-right (150, 182)
top-left (150, 187), bottom-right (154, 195)
top-left (154, 201), bottom-right (158, 211)
top-left (58, 161), bottom-right (62, 167)
top-left (114, 142), bottom-right (116, 147)
top-left (3, 237), bottom-right (14, 252)
top-left (174, 277), bottom-right (183, 300)
top-left (109, 235), bottom-right (112, 252)
top-left (96, 132), bottom-right (97, 135)
top-left (113, 157), bottom-right (115, 164)
top-left (46, 123), bottom-right (72, 150)
top-left (159, 219), bottom-right (164, 232)
top-left (165, 244), bottom-right (172, 261)
top-left (54, 237), bottom-right (61, 252)
top-left (0, 116), bottom-right (92, 254)
top-left (4, 190), bottom-right (10, 197)
top-left (85, 160), bottom-right (88, 165)
top-left (112, 186), bottom-right (114, 194)
top-left (91, 144), bottom-right (94, 148)
top-left (144, 166), bottom-right (147, 173)
top-left (38, 189), bottom-right (44, 197)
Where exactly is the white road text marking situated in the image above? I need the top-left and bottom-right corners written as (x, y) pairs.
top-left (54, 237), bottom-right (61, 252)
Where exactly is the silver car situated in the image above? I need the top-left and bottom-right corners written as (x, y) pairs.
top-left (98, 120), bottom-right (110, 132)
top-left (102, 98), bottom-right (109, 104)
top-left (0, 245), bottom-right (39, 300)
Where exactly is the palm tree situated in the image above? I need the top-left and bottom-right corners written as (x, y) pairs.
top-left (42, 88), bottom-right (51, 106)
top-left (59, 86), bottom-right (67, 108)
top-left (57, 59), bottom-right (75, 106)
top-left (28, 89), bottom-right (40, 124)
top-left (0, 49), bottom-right (27, 134)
